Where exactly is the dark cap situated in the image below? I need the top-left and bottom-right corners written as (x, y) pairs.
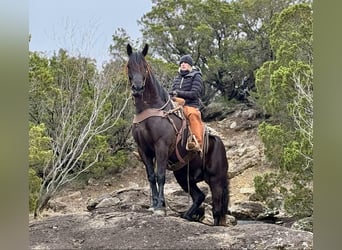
top-left (179, 55), bottom-right (193, 66)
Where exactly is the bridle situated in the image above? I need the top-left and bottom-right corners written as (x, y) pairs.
top-left (126, 60), bottom-right (151, 92)
top-left (127, 60), bottom-right (173, 112)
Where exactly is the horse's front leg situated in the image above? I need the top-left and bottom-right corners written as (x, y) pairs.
top-left (141, 155), bottom-right (158, 211)
top-left (153, 152), bottom-right (168, 216)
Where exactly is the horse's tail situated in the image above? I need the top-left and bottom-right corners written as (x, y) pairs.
top-left (218, 135), bottom-right (229, 216)
top-left (209, 133), bottom-right (229, 225)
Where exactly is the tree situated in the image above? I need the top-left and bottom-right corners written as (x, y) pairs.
top-left (29, 123), bottom-right (52, 213)
top-left (138, 0), bottom-right (308, 105)
top-left (254, 3), bottom-right (313, 217)
top-left (29, 50), bottom-right (131, 216)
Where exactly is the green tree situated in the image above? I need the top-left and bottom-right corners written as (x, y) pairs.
top-left (29, 50), bottom-right (132, 216)
top-left (254, 3), bottom-right (313, 218)
top-left (29, 123), bottom-right (51, 212)
top-left (29, 168), bottom-right (41, 213)
top-left (29, 123), bottom-right (53, 172)
top-left (139, 0), bottom-right (308, 104)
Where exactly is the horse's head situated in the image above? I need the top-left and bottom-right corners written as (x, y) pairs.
top-left (126, 44), bottom-right (149, 97)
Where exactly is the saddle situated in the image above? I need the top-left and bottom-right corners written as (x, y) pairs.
top-left (166, 99), bottom-right (209, 171)
top-left (132, 99), bottom-right (209, 171)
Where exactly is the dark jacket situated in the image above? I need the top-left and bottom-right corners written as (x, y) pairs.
top-left (171, 67), bottom-right (202, 108)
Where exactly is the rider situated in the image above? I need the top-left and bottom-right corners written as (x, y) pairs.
top-left (169, 54), bottom-right (204, 152)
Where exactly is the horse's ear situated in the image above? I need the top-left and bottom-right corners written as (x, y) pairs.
top-left (142, 44), bottom-right (149, 57)
top-left (127, 44), bottom-right (133, 56)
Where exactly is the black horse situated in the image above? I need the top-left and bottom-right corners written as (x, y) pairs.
top-left (126, 44), bottom-right (229, 226)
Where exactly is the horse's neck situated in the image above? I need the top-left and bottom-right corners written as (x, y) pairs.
top-left (134, 78), bottom-right (169, 113)
top-left (134, 98), bottom-right (152, 113)
top-left (133, 93), bottom-right (165, 114)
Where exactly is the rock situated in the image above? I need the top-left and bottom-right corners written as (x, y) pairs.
top-left (291, 216), bottom-right (313, 232)
top-left (87, 177), bottom-right (97, 186)
top-left (96, 197), bottom-right (121, 208)
top-left (240, 187), bottom-right (255, 194)
top-left (201, 102), bottom-right (234, 121)
top-left (47, 200), bottom-right (67, 212)
top-left (86, 193), bottom-right (112, 211)
top-left (240, 109), bottom-right (258, 120)
top-left (29, 212), bottom-right (313, 249)
top-left (228, 158), bottom-right (259, 178)
top-left (230, 121), bottom-right (237, 129)
top-left (230, 201), bottom-right (268, 220)
top-left (66, 191), bottom-right (82, 199)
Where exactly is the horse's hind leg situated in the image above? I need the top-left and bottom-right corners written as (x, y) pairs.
top-left (183, 184), bottom-right (206, 222)
top-left (173, 170), bottom-right (205, 222)
top-left (208, 176), bottom-right (229, 226)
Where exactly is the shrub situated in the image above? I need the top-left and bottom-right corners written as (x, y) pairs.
top-left (29, 168), bottom-right (42, 213)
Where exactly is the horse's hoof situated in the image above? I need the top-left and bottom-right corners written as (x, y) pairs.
top-left (214, 216), bottom-right (227, 226)
top-left (181, 213), bottom-right (193, 221)
top-left (147, 207), bottom-right (154, 212)
top-left (193, 207), bottom-right (205, 222)
top-left (182, 207), bottom-right (205, 222)
top-left (153, 209), bottom-right (166, 216)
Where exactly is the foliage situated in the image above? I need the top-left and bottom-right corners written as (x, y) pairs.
top-left (254, 173), bottom-right (284, 209)
top-left (29, 123), bottom-right (50, 213)
top-left (29, 168), bottom-right (41, 213)
top-left (258, 122), bottom-right (285, 167)
top-left (283, 176), bottom-right (313, 217)
top-left (254, 3), bottom-right (313, 218)
top-left (137, 0), bottom-right (308, 104)
top-left (85, 150), bottom-right (128, 179)
top-left (29, 123), bottom-right (53, 174)
top-left (29, 49), bottom-right (132, 216)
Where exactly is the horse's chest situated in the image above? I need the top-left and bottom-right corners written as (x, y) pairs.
top-left (132, 122), bottom-right (162, 144)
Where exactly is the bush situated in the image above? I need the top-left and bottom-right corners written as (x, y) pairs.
top-left (78, 149), bottom-right (128, 182)
top-left (253, 4), bottom-right (313, 219)
top-left (254, 171), bottom-right (313, 217)
top-left (254, 173), bottom-right (284, 210)
top-left (283, 177), bottom-right (313, 218)
top-left (29, 168), bottom-right (42, 213)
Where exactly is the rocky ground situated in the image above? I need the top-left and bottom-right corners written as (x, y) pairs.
top-left (29, 104), bottom-right (313, 249)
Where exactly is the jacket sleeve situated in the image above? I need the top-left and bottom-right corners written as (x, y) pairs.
top-left (170, 77), bottom-right (179, 92)
top-left (176, 73), bottom-right (202, 100)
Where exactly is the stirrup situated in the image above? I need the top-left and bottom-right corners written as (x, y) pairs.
top-left (187, 136), bottom-right (202, 153)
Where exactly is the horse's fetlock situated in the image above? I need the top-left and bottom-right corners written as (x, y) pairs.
top-left (198, 193), bottom-right (205, 204)
top-left (157, 175), bottom-right (166, 185)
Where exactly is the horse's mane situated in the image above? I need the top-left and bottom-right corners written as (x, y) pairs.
top-left (150, 73), bottom-right (169, 103)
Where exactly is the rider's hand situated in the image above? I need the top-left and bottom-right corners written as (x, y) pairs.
top-left (169, 90), bottom-right (178, 96)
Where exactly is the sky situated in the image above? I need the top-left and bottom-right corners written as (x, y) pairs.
top-left (29, 0), bottom-right (152, 66)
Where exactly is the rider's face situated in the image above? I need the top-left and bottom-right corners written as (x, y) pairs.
top-left (180, 62), bottom-right (191, 71)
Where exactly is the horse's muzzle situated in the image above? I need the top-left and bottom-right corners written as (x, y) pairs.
top-left (131, 84), bottom-right (144, 96)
